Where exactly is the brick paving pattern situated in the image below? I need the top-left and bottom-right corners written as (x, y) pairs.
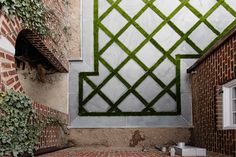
top-left (38, 148), bottom-right (230, 157)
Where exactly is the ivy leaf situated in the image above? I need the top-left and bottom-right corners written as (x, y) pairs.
top-left (12, 150), bottom-right (18, 157)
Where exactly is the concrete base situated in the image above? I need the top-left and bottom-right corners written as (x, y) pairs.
top-left (174, 146), bottom-right (207, 156)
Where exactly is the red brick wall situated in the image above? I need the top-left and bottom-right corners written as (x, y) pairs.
top-left (0, 50), bottom-right (23, 92)
top-left (0, 10), bottom-right (69, 151)
top-left (0, 13), bottom-right (22, 46)
top-left (0, 51), bottom-right (69, 152)
top-left (0, 10), bottom-right (68, 72)
top-left (190, 33), bottom-right (236, 156)
top-left (33, 103), bottom-right (68, 149)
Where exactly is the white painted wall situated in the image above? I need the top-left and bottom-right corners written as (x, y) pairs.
top-left (69, 0), bottom-right (236, 128)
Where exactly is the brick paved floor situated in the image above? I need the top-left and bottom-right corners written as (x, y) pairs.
top-left (38, 147), bottom-right (230, 157)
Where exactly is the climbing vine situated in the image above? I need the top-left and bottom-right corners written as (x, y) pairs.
top-left (0, 0), bottom-right (50, 36)
top-left (0, 90), bottom-right (65, 157)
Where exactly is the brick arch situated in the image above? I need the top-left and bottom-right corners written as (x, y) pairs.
top-left (17, 29), bottom-right (68, 72)
top-left (0, 11), bottom-right (68, 72)
top-left (0, 13), bottom-right (23, 47)
top-left (0, 12), bottom-right (68, 92)
top-left (0, 13), bottom-right (23, 92)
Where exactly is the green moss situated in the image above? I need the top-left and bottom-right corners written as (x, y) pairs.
top-left (78, 0), bottom-right (236, 116)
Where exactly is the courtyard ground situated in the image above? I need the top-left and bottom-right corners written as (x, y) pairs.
top-left (38, 147), bottom-right (230, 157)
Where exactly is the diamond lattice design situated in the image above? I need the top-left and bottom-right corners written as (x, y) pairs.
top-left (189, 23), bottom-right (217, 50)
top-left (136, 42), bottom-right (162, 68)
top-left (79, 0), bottom-right (236, 116)
top-left (88, 62), bottom-right (110, 86)
top-left (118, 94), bottom-right (145, 112)
top-left (225, 0), bottom-right (236, 11)
top-left (153, 0), bottom-right (181, 16)
top-left (102, 9), bottom-right (128, 35)
top-left (153, 59), bottom-right (176, 85)
top-left (83, 81), bottom-right (93, 100)
top-left (119, 60), bottom-right (145, 85)
top-left (99, 29), bottom-right (111, 50)
top-left (207, 6), bottom-right (234, 32)
top-left (171, 41), bottom-right (198, 57)
top-left (153, 24), bottom-right (181, 51)
top-left (98, 0), bottom-right (110, 16)
top-left (118, 0), bottom-right (145, 17)
top-left (101, 43), bottom-right (128, 69)
top-left (153, 94), bottom-right (177, 112)
top-left (171, 7), bottom-right (199, 33)
top-left (189, 0), bottom-right (216, 15)
top-left (118, 25), bottom-right (145, 51)
top-left (84, 94), bottom-right (110, 112)
top-left (101, 76), bottom-right (127, 103)
top-left (136, 8), bottom-right (163, 34)
top-left (136, 77), bottom-right (162, 103)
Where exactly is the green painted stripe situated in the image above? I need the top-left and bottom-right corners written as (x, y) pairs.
top-left (222, 0), bottom-right (236, 17)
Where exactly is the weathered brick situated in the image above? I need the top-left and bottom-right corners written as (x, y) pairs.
top-left (2, 20), bottom-right (11, 34)
top-left (5, 54), bottom-right (15, 62)
top-left (190, 32), bottom-right (236, 156)
top-left (2, 72), bottom-right (8, 77)
top-left (13, 81), bottom-right (21, 90)
top-left (6, 78), bottom-right (14, 86)
top-left (0, 52), bottom-right (5, 58)
top-left (8, 70), bottom-right (16, 76)
top-left (14, 76), bottom-right (19, 81)
top-left (1, 63), bottom-right (12, 69)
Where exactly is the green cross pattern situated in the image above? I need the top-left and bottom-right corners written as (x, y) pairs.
top-left (78, 0), bottom-right (236, 116)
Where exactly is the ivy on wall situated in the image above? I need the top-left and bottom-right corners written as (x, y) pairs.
top-left (0, 90), bottom-right (39, 156)
top-left (0, 90), bottom-right (66, 157)
top-left (0, 0), bottom-right (49, 36)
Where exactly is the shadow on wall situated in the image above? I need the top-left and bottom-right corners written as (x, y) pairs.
top-left (14, 30), bottom-right (69, 114)
top-left (15, 30), bottom-right (57, 83)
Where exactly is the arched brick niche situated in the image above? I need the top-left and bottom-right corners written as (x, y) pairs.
top-left (15, 30), bottom-right (69, 114)
top-left (19, 29), bottom-right (69, 72)
top-left (0, 9), bottom-right (69, 151)
top-left (0, 12), bottom-right (69, 113)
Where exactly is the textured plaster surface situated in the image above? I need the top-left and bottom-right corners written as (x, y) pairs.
top-left (67, 0), bottom-right (81, 60)
top-left (18, 69), bottom-right (68, 114)
top-left (69, 128), bottom-right (191, 148)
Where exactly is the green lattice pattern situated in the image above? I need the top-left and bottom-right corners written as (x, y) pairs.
top-left (79, 0), bottom-right (236, 116)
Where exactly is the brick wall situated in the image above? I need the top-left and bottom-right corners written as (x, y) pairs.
top-left (0, 51), bottom-right (69, 153)
top-left (0, 10), bottom-right (69, 72)
top-left (215, 85), bottom-right (224, 130)
top-left (0, 50), bottom-right (23, 92)
top-left (33, 103), bottom-right (68, 149)
top-left (0, 7), bottom-right (69, 152)
top-left (189, 30), bottom-right (236, 156)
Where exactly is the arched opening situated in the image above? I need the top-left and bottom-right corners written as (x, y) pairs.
top-left (15, 30), bottom-right (57, 82)
top-left (14, 29), bottom-right (68, 114)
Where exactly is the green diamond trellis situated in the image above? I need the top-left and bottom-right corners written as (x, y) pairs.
top-left (78, 0), bottom-right (236, 116)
